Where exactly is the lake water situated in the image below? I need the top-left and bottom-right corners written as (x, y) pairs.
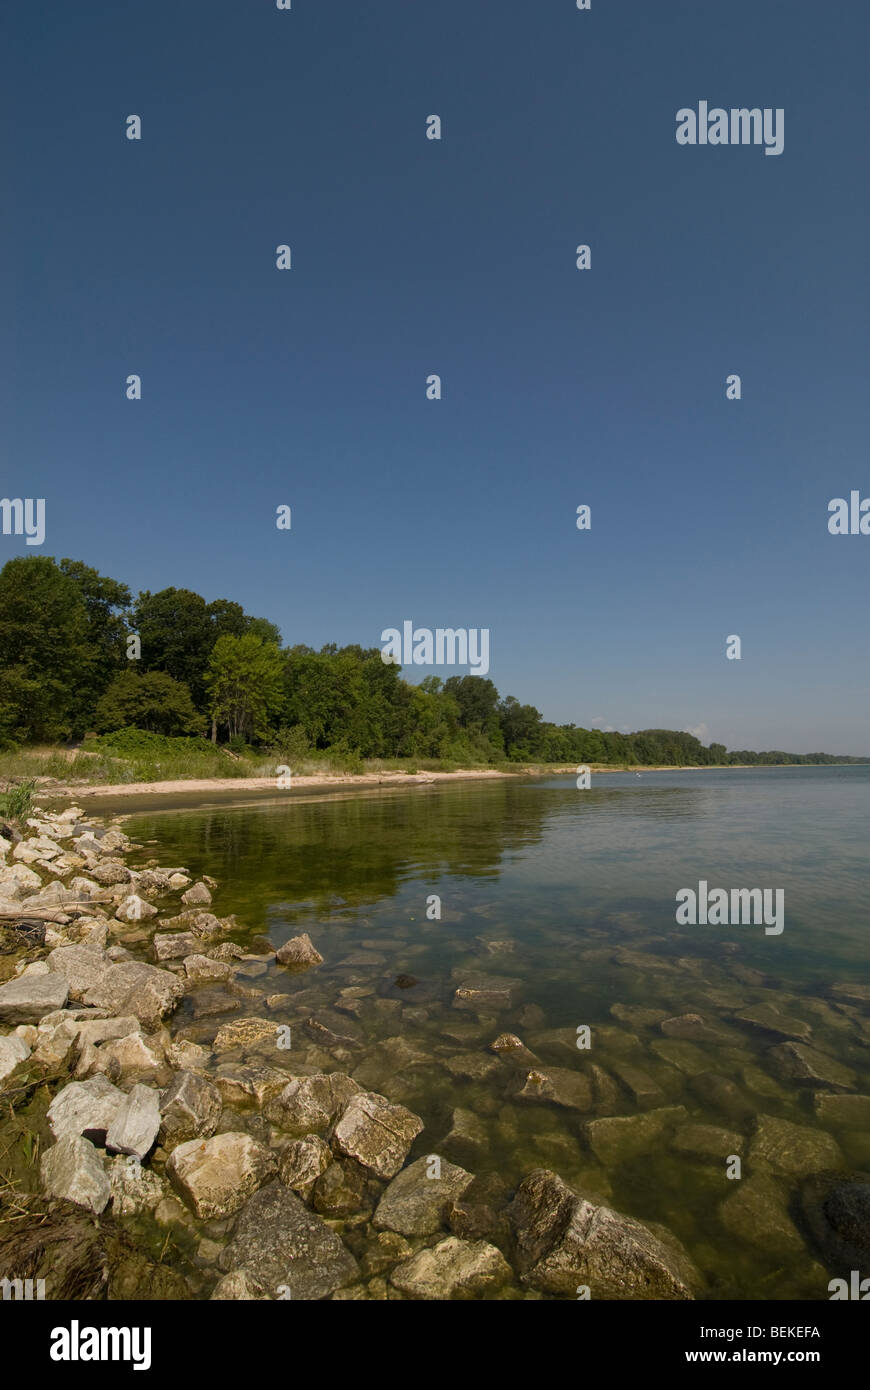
top-left (121, 766), bottom-right (870, 1299)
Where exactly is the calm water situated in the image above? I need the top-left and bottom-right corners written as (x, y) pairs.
top-left (119, 767), bottom-right (870, 1299)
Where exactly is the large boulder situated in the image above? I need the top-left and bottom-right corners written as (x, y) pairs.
top-left (89, 860), bottom-right (132, 886)
top-left (511, 1169), bottom-right (700, 1299)
top-left (83, 961), bottom-right (184, 1030)
top-left (278, 1135), bottom-right (332, 1190)
top-left (265, 1072), bottom-right (361, 1135)
top-left (0, 973), bottom-right (69, 1024)
top-left (331, 1091), bottom-right (424, 1179)
top-left (159, 1070), bottom-right (223, 1146)
top-left (0, 1032), bottom-right (30, 1080)
top-left (47, 944), bottom-right (111, 1002)
top-left (218, 1181), bottom-right (358, 1300)
top-left (105, 1084), bottom-right (161, 1160)
top-left (374, 1155), bottom-right (475, 1235)
top-left (390, 1237), bottom-right (512, 1300)
top-left (152, 933), bottom-right (199, 962)
top-left (214, 1063), bottom-right (289, 1109)
top-left (47, 1075), bottom-right (126, 1144)
top-left (40, 1135), bottom-right (111, 1214)
top-left (166, 1132), bottom-right (277, 1218)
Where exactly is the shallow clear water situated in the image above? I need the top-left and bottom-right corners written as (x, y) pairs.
top-left (120, 767), bottom-right (870, 1299)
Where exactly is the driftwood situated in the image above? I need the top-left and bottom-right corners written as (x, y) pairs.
top-left (0, 899), bottom-right (112, 924)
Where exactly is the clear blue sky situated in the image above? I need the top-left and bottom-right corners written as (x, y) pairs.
top-left (4, 1), bottom-right (869, 753)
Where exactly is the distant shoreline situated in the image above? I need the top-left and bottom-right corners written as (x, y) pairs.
top-left (32, 760), bottom-right (863, 807)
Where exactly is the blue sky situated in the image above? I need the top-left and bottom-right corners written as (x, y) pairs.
top-left (4, 0), bottom-right (869, 753)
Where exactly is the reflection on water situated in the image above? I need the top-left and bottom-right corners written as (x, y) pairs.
top-left (122, 766), bottom-right (870, 1300)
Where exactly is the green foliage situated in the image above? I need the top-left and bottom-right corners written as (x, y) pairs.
top-left (1, 555), bottom-right (865, 771)
top-left (268, 724), bottom-right (310, 762)
top-left (132, 588), bottom-right (282, 709)
top-left (94, 670), bottom-right (205, 737)
top-left (0, 777), bottom-right (37, 822)
top-left (206, 634), bottom-right (284, 742)
top-left (0, 556), bottom-right (93, 742)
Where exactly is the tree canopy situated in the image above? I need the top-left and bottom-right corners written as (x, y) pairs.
top-left (0, 553), bottom-right (864, 765)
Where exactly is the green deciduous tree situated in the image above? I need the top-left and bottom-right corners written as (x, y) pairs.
top-left (94, 669), bottom-right (205, 736)
top-left (0, 556), bottom-right (94, 742)
top-left (206, 634), bottom-right (284, 742)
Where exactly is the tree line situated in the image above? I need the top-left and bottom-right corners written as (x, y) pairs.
top-left (0, 555), bottom-right (865, 767)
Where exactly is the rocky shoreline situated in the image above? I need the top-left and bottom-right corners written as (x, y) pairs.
top-left (0, 807), bottom-right (867, 1300)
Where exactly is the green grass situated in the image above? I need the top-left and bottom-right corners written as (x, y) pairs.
top-left (0, 777), bottom-right (38, 822)
top-left (0, 730), bottom-right (571, 791)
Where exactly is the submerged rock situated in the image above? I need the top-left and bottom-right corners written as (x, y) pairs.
top-left (218, 1180), bottom-right (359, 1299)
top-left (719, 1174), bottom-right (805, 1257)
top-left (670, 1123), bottom-right (744, 1162)
top-left (440, 1108), bottom-right (490, 1167)
top-left (688, 1072), bottom-right (755, 1123)
top-left (767, 1042), bottom-right (856, 1092)
top-left (390, 1236), bottom-right (512, 1300)
top-left (585, 1107), bottom-right (688, 1166)
top-left (734, 1004), bottom-right (813, 1043)
top-left (511, 1168), bottom-right (699, 1300)
top-left (212, 1017), bottom-right (279, 1053)
top-left (813, 1093), bottom-right (870, 1129)
top-left (514, 1066), bottom-right (594, 1112)
top-left (750, 1114), bottom-right (843, 1177)
top-left (453, 975), bottom-right (521, 1011)
top-left (799, 1171), bottom-right (870, 1270)
top-left (108, 1153), bottom-right (167, 1215)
